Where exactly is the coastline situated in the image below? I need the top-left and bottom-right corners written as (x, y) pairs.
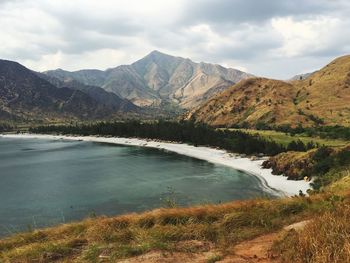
top-left (1, 133), bottom-right (311, 197)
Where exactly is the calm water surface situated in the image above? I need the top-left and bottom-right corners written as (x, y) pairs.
top-left (0, 137), bottom-right (272, 237)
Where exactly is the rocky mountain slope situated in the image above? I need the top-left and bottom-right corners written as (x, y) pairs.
top-left (0, 60), bottom-right (137, 121)
top-left (44, 51), bottom-right (252, 108)
top-left (186, 55), bottom-right (350, 127)
top-left (37, 73), bottom-right (139, 112)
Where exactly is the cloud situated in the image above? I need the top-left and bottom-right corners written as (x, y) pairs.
top-left (182, 0), bottom-right (342, 25)
top-left (0, 0), bottom-right (349, 79)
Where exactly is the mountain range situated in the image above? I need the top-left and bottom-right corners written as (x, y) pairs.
top-left (0, 60), bottom-right (138, 121)
top-left (185, 55), bottom-right (350, 128)
top-left (44, 50), bottom-right (252, 109)
top-left (1, 51), bottom-right (350, 127)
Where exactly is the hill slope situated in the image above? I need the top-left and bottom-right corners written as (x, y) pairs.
top-left (37, 73), bottom-right (139, 113)
top-left (44, 51), bottom-right (252, 109)
top-left (186, 55), bottom-right (350, 127)
top-left (0, 60), bottom-right (136, 121)
top-left (292, 55), bottom-right (350, 126)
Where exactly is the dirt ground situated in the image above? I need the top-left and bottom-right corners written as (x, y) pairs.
top-left (115, 221), bottom-right (310, 263)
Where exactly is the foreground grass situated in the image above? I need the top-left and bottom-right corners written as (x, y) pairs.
top-left (271, 172), bottom-right (350, 263)
top-left (229, 128), bottom-right (348, 147)
top-left (1, 193), bottom-right (345, 263)
top-left (273, 202), bottom-right (350, 263)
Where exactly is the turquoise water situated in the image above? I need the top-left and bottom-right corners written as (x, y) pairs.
top-left (0, 137), bottom-right (272, 237)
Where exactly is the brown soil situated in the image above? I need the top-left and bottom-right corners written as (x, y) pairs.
top-left (113, 221), bottom-right (310, 263)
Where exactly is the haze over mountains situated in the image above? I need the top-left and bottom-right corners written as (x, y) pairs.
top-left (0, 60), bottom-right (138, 121)
top-left (186, 55), bottom-right (350, 128)
top-left (44, 50), bottom-right (252, 109)
top-left (37, 72), bottom-right (138, 113)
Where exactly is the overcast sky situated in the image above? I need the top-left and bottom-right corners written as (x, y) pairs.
top-left (1, 0), bottom-right (349, 79)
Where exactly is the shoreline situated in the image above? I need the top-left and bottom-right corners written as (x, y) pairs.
top-left (1, 133), bottom-right (311, 197)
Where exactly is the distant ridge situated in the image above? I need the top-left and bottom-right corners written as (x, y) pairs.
top-left (289, 72), bottom-right (315, 81)
top-left (0, 59), bottom-right (138, 121)
top-left (44, 51), bottom-right (252, 109)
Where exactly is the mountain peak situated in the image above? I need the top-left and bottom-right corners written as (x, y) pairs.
top-left (148, 50), bottom-right (168, 57)
top-left (132, 50), bottom-right (182, 74)
top-left (44, 51), bottom-right (252, 109)
top-left (149, 50), bottom-right (162, 55)
top-left (141, 50), bottom-right (175, 62)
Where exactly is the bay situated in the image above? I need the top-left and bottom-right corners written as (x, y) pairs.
top-left (0, 137), bottom-right (271, 237)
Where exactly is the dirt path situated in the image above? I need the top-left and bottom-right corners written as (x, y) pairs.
top-left (115, 221), bottom-right (310, 263)
top-left (219, 220), bottom-right (310, 263)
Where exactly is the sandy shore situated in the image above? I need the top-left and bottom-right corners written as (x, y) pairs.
top-left (1, 133), bottom-right (311, 197)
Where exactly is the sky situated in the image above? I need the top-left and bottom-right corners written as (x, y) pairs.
top-left (0, 0), bottom-right (349, 79)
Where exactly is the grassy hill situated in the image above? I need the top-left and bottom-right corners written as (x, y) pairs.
top-left (293, 55), bottom-right (350, 126)
top-left (186, 55), bottom-right (350, 128)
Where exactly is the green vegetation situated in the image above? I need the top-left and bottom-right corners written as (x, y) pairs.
top-left (29, 120), bottom-right (317, 156)
top-left (264, 145), bottom-right (350, 190)
top-left (230, 128), bottom-right (347, 147)
top-left (274, 124), bottom-right (350, 141)
top-left (309, 146), bottom-right (350, 191)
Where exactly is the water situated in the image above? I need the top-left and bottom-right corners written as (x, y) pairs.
top-left (0, 137), bottom-right (272, 237)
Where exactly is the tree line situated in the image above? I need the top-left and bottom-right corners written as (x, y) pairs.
top-left (30, 120), bottom-right (317, 156)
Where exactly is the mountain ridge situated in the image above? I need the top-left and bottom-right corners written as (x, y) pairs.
top-left (44, 51), bottom-right (253, 109)
top-left (0, 59), bottom-right (138, 121)
top-left (36, 72), bottom-right (139, 112)
top-left (185, 55), bottom-right (350, 127)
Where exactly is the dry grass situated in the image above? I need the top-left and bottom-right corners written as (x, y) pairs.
top-left (0, 195), bottom-right (334, 262)
top-left (186, 55), bottom-right (350, 127)
top-left (273, 203), bottom-right (350, 263)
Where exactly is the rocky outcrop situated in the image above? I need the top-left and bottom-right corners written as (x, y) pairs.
top-left (262, 151), bottom-right (315, 180)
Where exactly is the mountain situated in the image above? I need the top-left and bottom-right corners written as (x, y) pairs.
top-left (0, 59), bottom-right (137, 121)
top-left (290, 72), bottom-right (314, 81)
top-left (36, 72), bottom-right (138, 112)
top-left (185, 55), bottom-right (350, 127)
top-left (44, 50), bottom-right (252, 109)
top-left (292, 55), bottom-right (350, 126)
top-left (185, 77), bottom-right (306, 127)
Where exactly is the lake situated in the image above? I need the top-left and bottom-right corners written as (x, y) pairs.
top-left (0, 137), bottom-right (274, 237)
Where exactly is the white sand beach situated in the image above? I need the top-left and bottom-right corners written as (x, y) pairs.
top-left (1, 133), bottom-right (311, 197)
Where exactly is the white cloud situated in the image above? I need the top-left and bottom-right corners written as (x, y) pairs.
top-left (0, 0), bottom-right (349, 78)
top-left (271, 16), bottom-right (340, 57)
top-left (22, 49), bottom-right (129, 71)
